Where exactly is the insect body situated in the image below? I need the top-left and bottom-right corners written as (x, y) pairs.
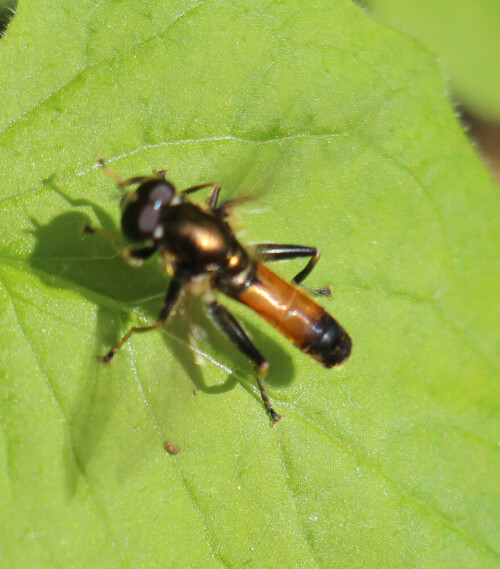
top-left (85, 164), bottom-right (352, 424)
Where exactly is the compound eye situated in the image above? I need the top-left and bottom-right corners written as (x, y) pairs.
top-left (121, 201), bottom-right (159, 241)
top-left (121, 179), bottom-right (174, 242)
top-left (136, 180), bottom-right (175, 207)
top-left (137, 204), bottom-right (160, 235)
top-left (148, 181), bottom-right (175, 206)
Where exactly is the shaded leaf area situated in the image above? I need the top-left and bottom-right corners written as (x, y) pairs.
top-left (361, 0), bottom-right (500, 121)
top-left (0, 1), bottom-right (16, 38)
top-left (0, 1), bottom-right (499, 567)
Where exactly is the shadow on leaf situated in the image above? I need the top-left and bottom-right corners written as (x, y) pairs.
top-left (27, 180), bottom-right (294, 492)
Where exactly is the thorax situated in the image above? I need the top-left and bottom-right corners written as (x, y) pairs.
top-left (159, 203), bottom-right (250, 280)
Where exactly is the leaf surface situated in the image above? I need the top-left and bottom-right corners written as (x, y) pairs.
top-left (0, 1), bottom-right (499, 568)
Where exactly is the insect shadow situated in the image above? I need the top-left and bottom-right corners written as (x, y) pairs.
top-left (28, 178), bottom-right (293, 493)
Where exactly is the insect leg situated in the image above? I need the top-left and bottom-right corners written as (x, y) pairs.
top-left (180, 182), bottom-right (221, 207)
top-left (97, 158), bottom-right (154, 188)
top-left (100, 274), bottom-right (185, 364)
top-left (83, 225), bottom-right (156, 265)
top-left (205, 301), bottom-right (282, 425)
top-left (254, 244), bottom-right (330, 296)
top-left (213, 196), bottom-right (253, 220)
top-left (206, 184), bottom-right (222, 208)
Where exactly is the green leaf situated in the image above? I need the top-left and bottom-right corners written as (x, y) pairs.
top-left (1, 1), bottom-right (499, 567)
top-left (360, 0), bottom-right (500, 121)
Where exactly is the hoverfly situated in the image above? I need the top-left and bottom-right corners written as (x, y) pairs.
top-left (85, 161), bottom-right (352, 424)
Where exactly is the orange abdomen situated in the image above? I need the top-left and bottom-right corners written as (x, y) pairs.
top-left (237, 263), bottom-right (351, 367)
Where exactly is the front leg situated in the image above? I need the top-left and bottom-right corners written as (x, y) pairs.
top-left (97, 158), bottom-right (157, 189)
top-left (83, 225), bottom-right (156, 266)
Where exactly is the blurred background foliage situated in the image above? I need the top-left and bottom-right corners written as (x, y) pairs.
top-left (359, 0), bottom-right (500, 183)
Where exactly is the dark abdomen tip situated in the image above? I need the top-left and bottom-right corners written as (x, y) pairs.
top-left (307, 313), bottom-right (352, 368)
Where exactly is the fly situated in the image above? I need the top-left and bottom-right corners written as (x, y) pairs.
top-left (84, 160), bottom-right (352, 424)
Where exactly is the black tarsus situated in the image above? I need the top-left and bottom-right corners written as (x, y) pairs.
top-left (127, 245), bottom-right (157, 261)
